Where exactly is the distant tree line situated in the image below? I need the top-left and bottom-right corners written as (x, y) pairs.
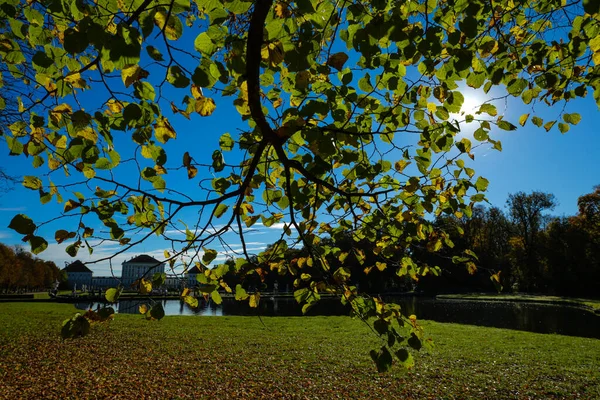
top-left (410, 187), bottom-right (600, 297)
top-left (231, 186), bottom-right (599, 299)
top-left (0, 244), bottom-right (64, 293)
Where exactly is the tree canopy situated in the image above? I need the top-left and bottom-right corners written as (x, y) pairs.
top-left (1, 0), bottom-right (599, 369)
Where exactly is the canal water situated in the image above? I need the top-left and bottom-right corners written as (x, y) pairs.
top-left (75, 296), bottom-right (600, 339)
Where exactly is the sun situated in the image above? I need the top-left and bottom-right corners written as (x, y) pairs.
top-left (459, 86), bottom-right (487, 115)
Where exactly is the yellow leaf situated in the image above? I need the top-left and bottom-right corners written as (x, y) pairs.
top-left (467, 262), bottom-right (477, 275)
top-left (239, 203), bottom-right (254, 215)
top-left (249, 292), bottom-right (260, 308)
top-left (48, 157), bottom-right (60, 170)
top-left (274, 2), bottom-right (291, 18)
top-left (64, 72), bottom-right (86, 88)
top-left (327, 52), bottom-right (349, 71)
top-left (374, 297), bottom-right (384, 314)
top-left (55, 135), bottom-right (67, 149)
top-left (593, 51), bottom-right (600, 67)
top-left (195, 96), bottom-right (216, 116)
top-left (141, 145), bottom-right (153, 159)
top-left (187, 165), bottom-right (198, 179)
top-left (191, 85), bottom-right (203, 99)
top-left (375, 262), bottom-right (387, 271)
top-left (220, 281), bottom-right (232, 293)
top-left (64, 199), bottom-right (80, 213)
top-left (297, 257), bottom-right (306, 268)
top-left (107, 99), bottom-right (124, 113)
top-left (107, 21), bottom-right (117, 35)
top-left (154, 10), bottom-right (181, 40)
top-left (154, 165), bottom-right (167, 175)
top-left (50, 104), bottom-right (73, 125)
top-left (261, 41), bottom-right (285, 67)
top-left (139, 304), bottom-right (148, 314)
top-left (154, 117), bottom-right (176, 143)
top-left (239, 81), bottom-right (248, 101)
top-left (519, 113), bottom-right (530, 126)
top-left (491, 271), bottom-right (502, 283)
top-left (139, 278), bottom-right (152, 294)
top-left (183, 295), bottom-right (198, 308)
top-left (77, 127), bottom-right (98, 144)
top-left (30, 126), bottom-right (44, 142)
top-left (394, 160), bottom-right (410, 172)
top-left (121, 64), bottom-right (142, 88)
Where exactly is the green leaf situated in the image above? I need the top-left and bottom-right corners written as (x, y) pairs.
top-left (408, 333), bottom-right (422, 350)
top-left (8, 214), bottom-right (36, 235)
top-left (507, 78), bottom-right (527, 97)
top-left (477, 104), bottom-right (497, 117)
top-left (358, 74), bottom-right (373, 92)
top-left (202, 248), bottom-right (218, 264)
top-left (146, 46), bottom-right (164, 61)
top-left (327, 52), bottom-right (349, 71)
top-left (214, 203), bottom-right (228, 218)
top-left (29, 235), bottom-right (48, 254)
top-left (6, 136), bottom-right (24, 155)
top-left (61, 314), bottom-right (90, 339)
top-left (558, 122), bottom-right (570, 134)
top-left (235, 284), bottom-right (249, 301)
top-left (65, 242), bottom-right (80, 258)
top-left (133, 81), bottom-right (156, 101)
top-left (211, 150), bottom-right (224, 172)
top-left (475, 176), bottom-right (489, 191)
top-left (211, 290), bottom-right (222, 304)
top-left (167, 66), bottom-right (190, 88)
top-left (63, 28), bottom-right (88, 54)
top-left (55, 229), bottom-right (76, 244)
top-left (563, 113), bottom-right (581, 125)
top-left (23, 176), bottom-right (42, 190)
top-left (497, 120), bottom-right (517, 131)
top-left (105, 287), bottom-right (122, 303)
top-left (149, 303), bottom-right (165, 320)
top-left (219, 133), bottom-right (234, 151)
top-left (370, 346), bottom-right (393, 373)
top-left (121, 64), bottom-right (143, 88)
top-left (152, 272), bottom-right (166, 287)
top-left (97, 307), bottom-right (115, 320)
top-left (194, 32), bottom-right (216, 55)
top-left (395, 348), bottom-right (415, 369)
top-left (333, 267), bottom-right (352, 283)
top-left (445, 91), bottom-right (464, 113)
top-left (154, 10), bottom-right (183, 41)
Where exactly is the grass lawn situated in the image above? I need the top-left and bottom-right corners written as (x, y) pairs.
top-left (0, 303), bottom-right (598, 399)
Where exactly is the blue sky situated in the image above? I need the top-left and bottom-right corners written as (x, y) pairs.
top-left (1, 85), bottom-right (597, 276)
top-left (1, 24), bottom-right (599, 276)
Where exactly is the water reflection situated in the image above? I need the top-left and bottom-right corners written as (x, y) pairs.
top-left (75, 296), bottom-right (600, 339)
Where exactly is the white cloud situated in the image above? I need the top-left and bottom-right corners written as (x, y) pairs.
top-left (163, 224), bottom-right (230, 236)
top-left (0, 207), bottom-right (26, 211)
top-left (0, 231), bottom-right (12, 239)
top-left (266, 222), bottom-right (287, 229)
top-left (253, 222), bottom-right (288, 229)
